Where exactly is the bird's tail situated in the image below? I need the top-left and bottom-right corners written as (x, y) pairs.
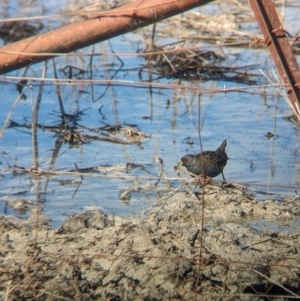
top-left (217, 139), bottom-right (227, 153)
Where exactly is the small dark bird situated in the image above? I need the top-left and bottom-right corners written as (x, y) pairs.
top-left (178, 139), bottom-right (228, 180)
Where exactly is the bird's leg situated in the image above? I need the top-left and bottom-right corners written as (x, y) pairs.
top-left (221, 171), bottom-right (226, 181)
top-left (197, 174), bottom-right (212, 186)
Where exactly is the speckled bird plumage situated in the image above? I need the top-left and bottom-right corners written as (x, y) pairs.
top-left (178, 139), bottom-right (228, 180)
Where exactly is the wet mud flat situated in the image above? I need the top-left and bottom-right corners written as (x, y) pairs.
top-left (1, 185), bottom-right (300, 300)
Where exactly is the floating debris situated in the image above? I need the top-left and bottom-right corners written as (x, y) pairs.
top-left (142, 44), bottom-right (259, 84)
top-left (265, 131), bottom-right (274, 139)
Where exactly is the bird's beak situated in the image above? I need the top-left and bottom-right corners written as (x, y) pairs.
top-left (177, 160), bottom-right (183, 166)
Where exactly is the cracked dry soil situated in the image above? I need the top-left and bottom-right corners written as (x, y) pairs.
top-left (1, 185), bottom-right (300, 300)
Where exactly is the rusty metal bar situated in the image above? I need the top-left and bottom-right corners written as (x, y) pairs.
top-left (0, 0), bottom-right (214, 75)
top-left (249, 0), bottom-right (300, 117)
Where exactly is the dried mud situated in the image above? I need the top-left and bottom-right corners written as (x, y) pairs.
top-left (1, 185), bottom-right (300, 300)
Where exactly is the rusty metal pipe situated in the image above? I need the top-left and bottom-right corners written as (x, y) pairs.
top-left (249, 0), bottom-right (300, 118)
top-left (0, 0), bottom-right (214, 74)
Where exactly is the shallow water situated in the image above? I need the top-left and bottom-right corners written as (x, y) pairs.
top-left (1, 0), bottom-right (300, 227)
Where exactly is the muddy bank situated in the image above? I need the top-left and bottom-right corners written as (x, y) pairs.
top-left (1, 185), bottom-right (300, 300)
